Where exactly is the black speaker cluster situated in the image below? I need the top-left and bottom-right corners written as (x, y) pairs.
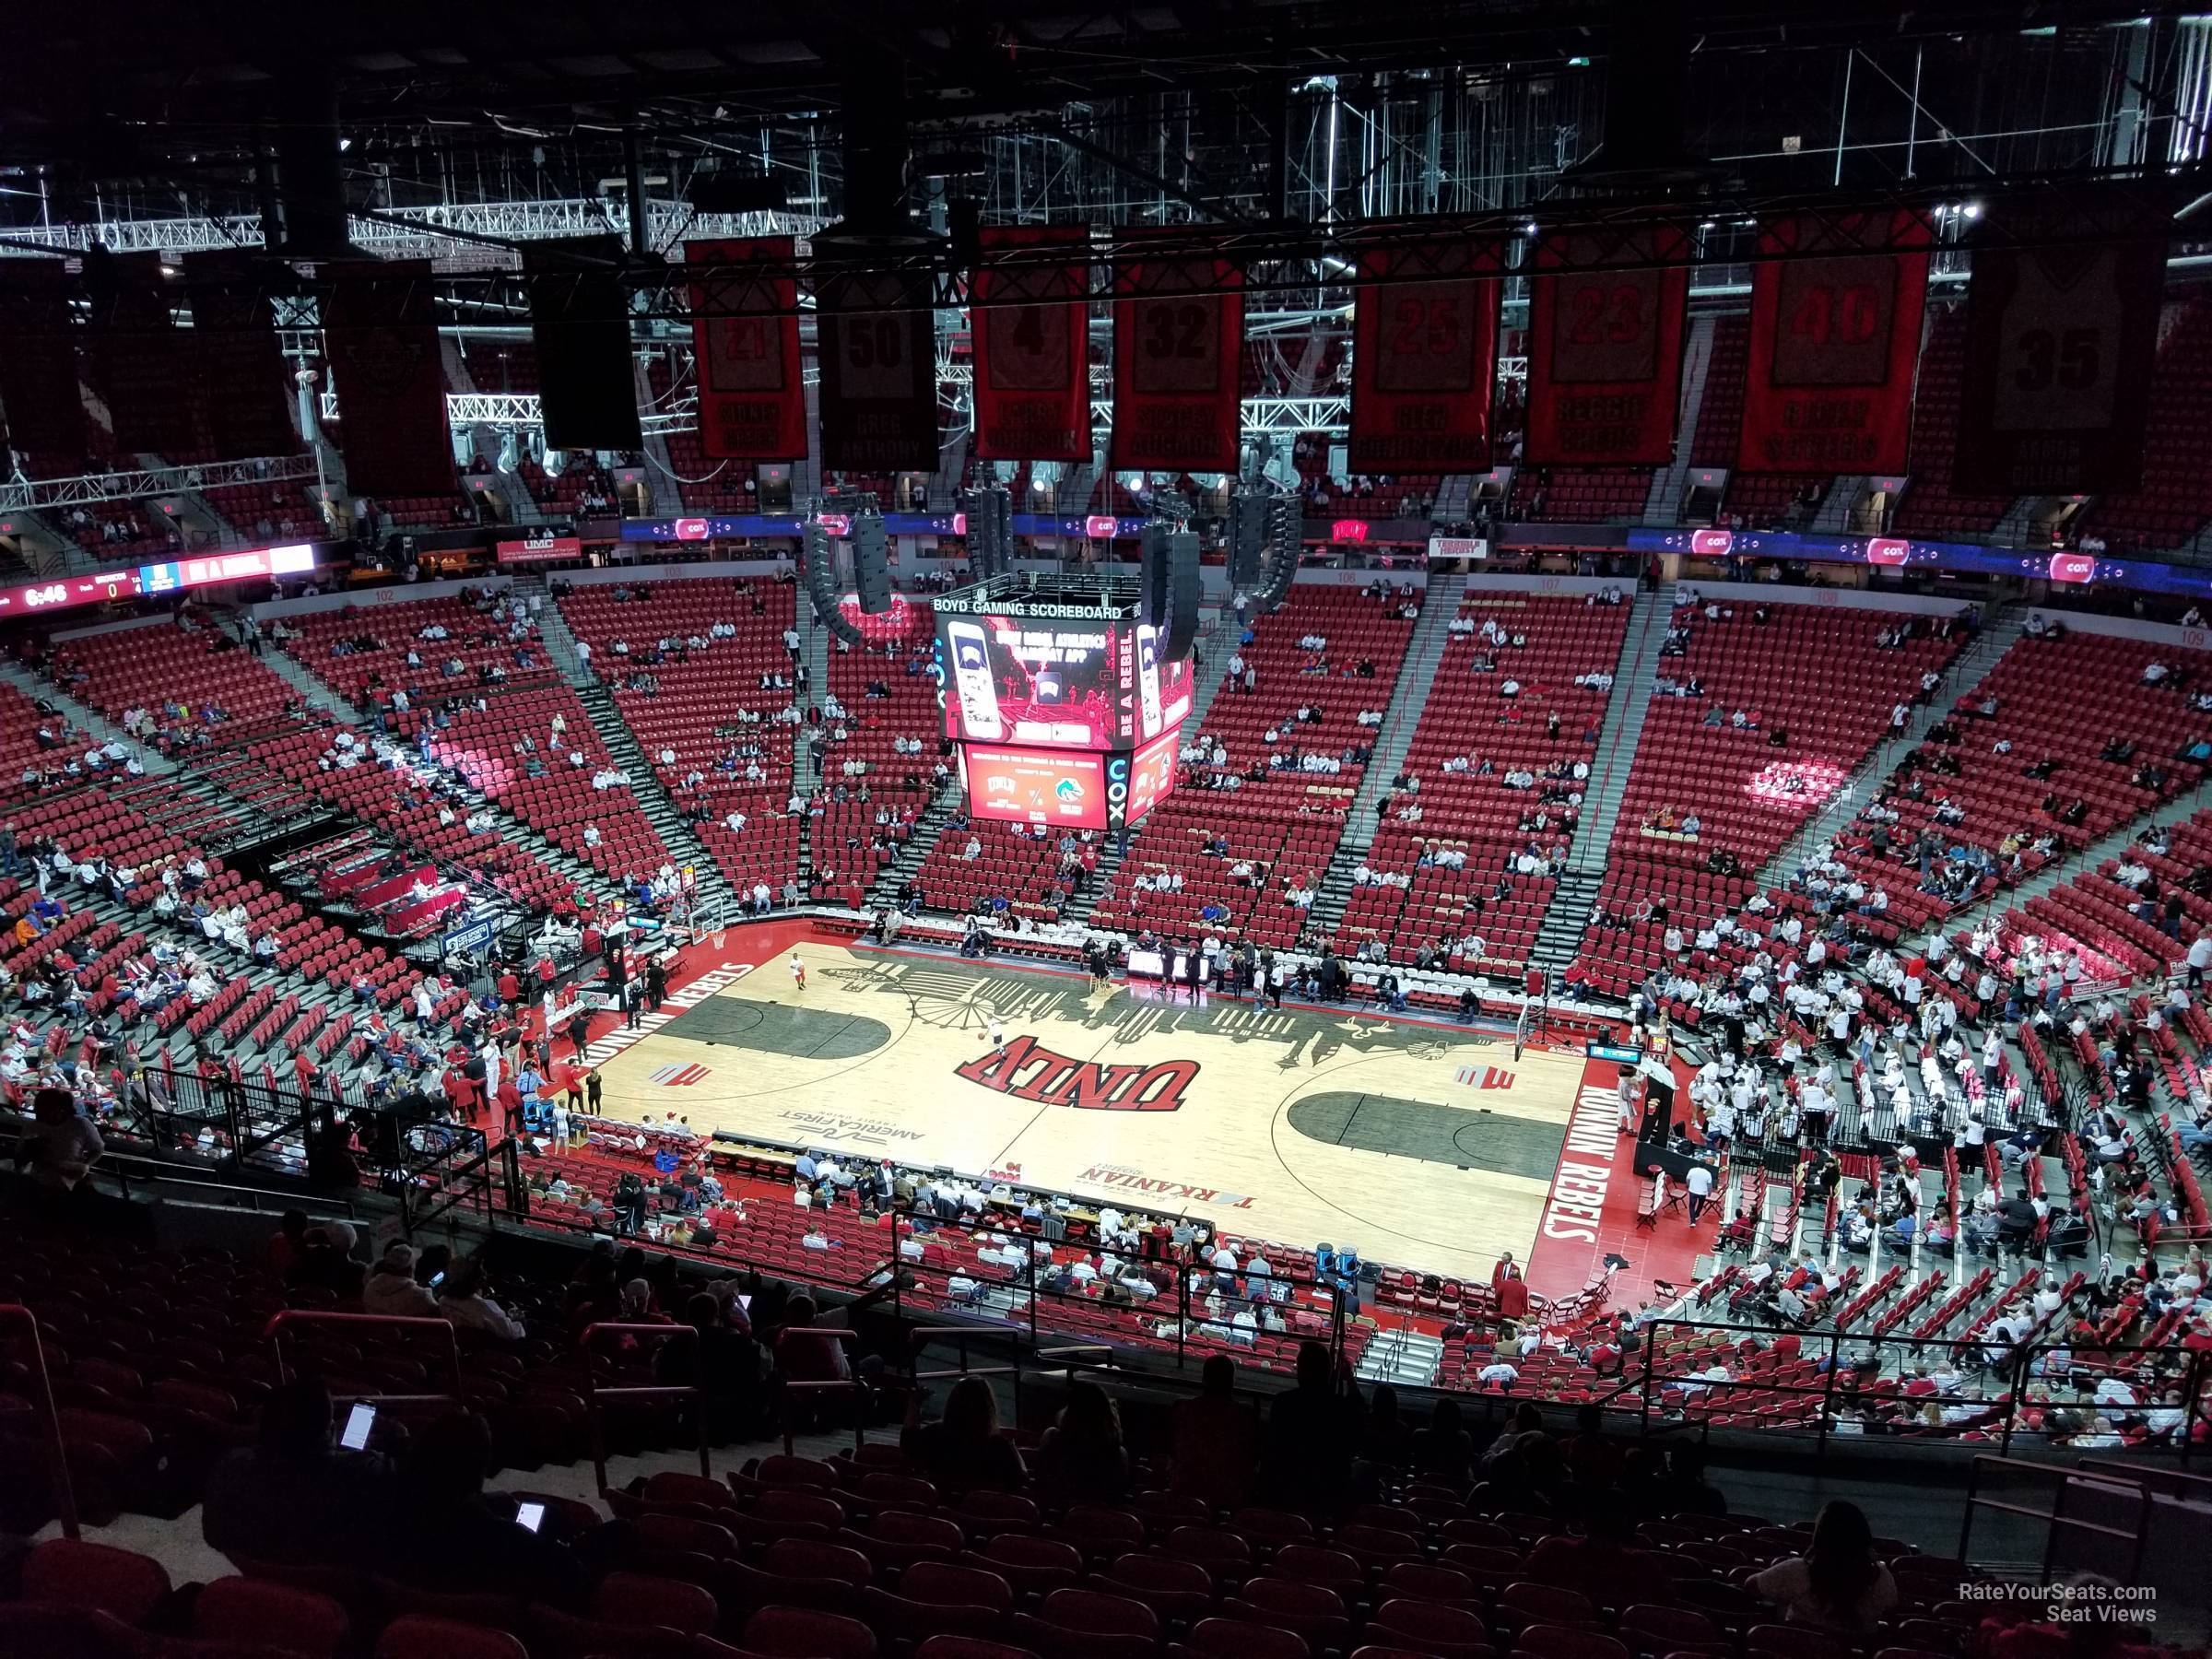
top-left (959, 484), bottom-right (1015, 581)
top-left (801, 517), bottom-right (866, 645)
top-left (1139, 520), bottom-right (1203, 660)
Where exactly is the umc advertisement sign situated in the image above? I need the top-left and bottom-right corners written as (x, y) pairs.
top-left (495, 533), bottom-right (582, 566)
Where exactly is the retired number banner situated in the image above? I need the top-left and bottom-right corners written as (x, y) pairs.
top-left (1739, 211), bottom-right (1930, 475)
top-left (686, 237), bottom-right (807, 462)
top-left (814, 265), bottom-right (940, 472)
top-left (1954, 187), bottom-right (2169, 496)
top-left (1111, 234), bottom-right (1243, 475)
top-left (971, 226), bottom-right (1091, 462)
top-left (1348, 237), bottom-right (1501, 475)
top-left (1524, 226), bottom-right (1689, 466)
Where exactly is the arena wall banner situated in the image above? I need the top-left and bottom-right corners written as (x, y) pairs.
top-left (0, 259), bottom-right (87, 459)
top-left (1953, 186), bottom-right (2170, 496)
top-left (971, 225), bottom-right (1092, 462)
top-left (320, 258), bottom-right (455, 498)
top-left (685, 237), bottom-right (807, 462)
top-left (1524, 225), bottom-right (1689, 466)
top-left (1738, 210), bottom-right (1929, 475)
top-left (1347, 235), bottom-right (1502, 475)
top-left (183, 250), bottom-right (297, 461)
top-left (814, 265), bottom-right (940, 472)
top-left (85, 249), bottom-right (195, 454)
top-left (1110, 231), bottom-right (1244, 475)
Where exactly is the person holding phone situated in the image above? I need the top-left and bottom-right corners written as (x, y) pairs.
top-left (204, 1379), bottom-right (394, 1569)
top-left (374, 1414), bottom-right (588, 1608)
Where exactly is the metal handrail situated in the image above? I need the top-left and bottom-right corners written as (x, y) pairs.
top-left (95, 1148), bottom-right (359, 1218)
top-left (0, 1305), bottom-right (78, 1540)
top-left (576, 1319), bottom-right (708, 1491)
top-left (771, 1324), bottom-right (863, 1455)
top-left (2075, 1458), bottom-right (2212, 1500)
top-left (910, 1324), bottom-right (1030, 1421)
top-left (264, 1309), bottom-right (465, 1398)
top-left (1959, 1453), bottom-right (2154, 1583)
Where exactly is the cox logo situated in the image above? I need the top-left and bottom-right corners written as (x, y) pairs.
top-left (2048, 553), bottom-right (2097, 585)
top-left (1105, 755), bottom-right (1131, 808)
top-left (1689, 528), bottom-right (1733, 558)
top-left (818, 513), bottom-right (852, 536)
top-left (1084, 514), bottom-right (1119, 539)
top-left (951, 512), bottom-right (967, 535)
top-left (673, 518), bottom-right (711, 541)
top-left (1864, 538), bottom-right (1909, 566)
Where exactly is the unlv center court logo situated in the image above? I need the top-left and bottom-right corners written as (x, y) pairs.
top-left (955, 1036), bottom-right (1198, 1112)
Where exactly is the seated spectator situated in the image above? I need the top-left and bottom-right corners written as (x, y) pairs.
top-left (436, 1255), bottom-right (527, 1340)
top-left (202, 1378), bottom-right (393, 1568)
top-left (656, 1289), bottom-right (768, 1442)
top-left (1261, 1340), bottom-right (1365, 1510)
top-left (1407, 1396), bottom-right (1475, 1488)
top-left (362, 1241), bottom-right (440, 1317)
top-left (1034, 1379), bottom-right (1132, 1501)
top-left (1169, 1354), bottom-right (1259, 1509)
top-left (288, 1222), bottom-right (366, 1299)
top-left (15, 1085), bottom-right (103, 1193)
top-left (375, 1413), bottom-right (590, 1608)
top-left (773, 1294), bottom-right (852, 1382)
top-left (1749, 1500), bottom-right (1900, 1635)
top-left (901, 1374), bottom-right (1028, 1494)
top-left (1359, 1384), bottom-right (1416, 1472)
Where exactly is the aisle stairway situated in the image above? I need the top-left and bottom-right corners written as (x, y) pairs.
top-left (1565, 584), bottom-right (1672, 873)
top-left (256, 642), bottom-right (364, 724)
top-left (1357, 1325), bottom-right (1443, 1387)
top-left (1528, 585), bottom-right (1672, 975)
top-left (571, 678), bottom-right (743, 924)
top-left (1304, 575), bottom-right (1464, 940)
top-left (865, 791), bottom-right (959, 910)
top-left (797, 601), bottom-right (834, 881)
top-left (521, 572), bottom-right (589, 687)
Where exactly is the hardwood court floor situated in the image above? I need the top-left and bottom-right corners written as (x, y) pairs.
top-left (597, 944), bottom-right (1583, 1278)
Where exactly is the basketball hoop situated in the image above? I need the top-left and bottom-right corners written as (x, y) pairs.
top-left (712, 929), bottom-right (727, 950)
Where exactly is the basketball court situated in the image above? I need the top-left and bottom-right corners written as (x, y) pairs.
top-left (592, 941), bottom-right (1594, 1281)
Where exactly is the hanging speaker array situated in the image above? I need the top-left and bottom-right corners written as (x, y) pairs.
top-left (959, 484), bottom-right (1014, 580)
top-left (851, 507), bottom-right (892, 614)
top-left (1139, 520), bottom-right (1203, 660)
top-left (1226, 484), bottom-right (1272, 592)
top-left (1253, 493), bottom-right (1301, 614)
top-left (801, 517), bottom-right (865, 645)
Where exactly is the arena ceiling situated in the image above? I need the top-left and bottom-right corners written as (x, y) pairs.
top-left (5, 1), bottom-right (2206, 265)
top-left (10, 0), bottom-right (2197, 148)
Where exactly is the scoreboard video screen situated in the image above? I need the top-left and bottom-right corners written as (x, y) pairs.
top-left (1120, 727), bottom-right (1181, 823)
top-left (939, 615), bottom-right (1192, 751)
top-left (961, 744), bottom-right (1110, 830)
